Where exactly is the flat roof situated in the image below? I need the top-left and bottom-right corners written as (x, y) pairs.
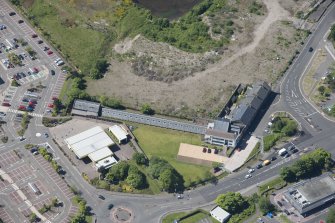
top-left (205, 128), bottom-right (237, 140)
top-left (96, 156), bottom-right (118, 169)
top-left (297, 175), bottom-right (335, 204)
top-left (88, 147), bottom-right (113, 162)
top-left (65, 126), bottom-right (114, 159)
top-left (109, 125), bottom-right (128, 141)
top-left (210, 206), bottom-right (230, 221)
top-left (73, 99), bottom-right (100, 113)
top-left (178, 143), bottom-right (228, 163)
top-left (65, 126), bottom-right (103, 145)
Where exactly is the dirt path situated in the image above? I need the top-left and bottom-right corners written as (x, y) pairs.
top-left (190, 0), bottom-right (291, 81)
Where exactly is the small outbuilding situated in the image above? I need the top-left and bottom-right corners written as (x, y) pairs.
top-left (109, 125), bottom-right (128, 144)
top-left (210, 206), bottom-right (231, 223)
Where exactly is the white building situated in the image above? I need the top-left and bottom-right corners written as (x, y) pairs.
top-left (65, 126), bottom-right (114, 160)
top-left (95, 156), bottom-right (118, 171)
top-left (210, 206), bottom-right (231, 223)
top-left (108, 125), bottom-right (128, 144)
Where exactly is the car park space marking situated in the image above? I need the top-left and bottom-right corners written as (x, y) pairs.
top-left (0, 150), bottom-right (21, 167)
top-left (9, 190), bottom-right (23, 205)
top-left (7, 164), bottom-right (35, 183)
top-left (0, 207), bottom-right (15, 223)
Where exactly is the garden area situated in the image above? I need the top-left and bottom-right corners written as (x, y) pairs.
top-left (162, 209), bottom-right (219, 223)
top-left (263, 115), bottom-right (298, 151)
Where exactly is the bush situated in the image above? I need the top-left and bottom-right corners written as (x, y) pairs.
top-left (132, 153), bottom-right (148, 165)
top-left (258, 196), bottom-right (275, 214)
top-left (140, 104), bottom-right (155, 115)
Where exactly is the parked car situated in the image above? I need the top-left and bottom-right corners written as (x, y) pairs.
top-left (50, 70), bottom-right (55, 75)
top-left (263, 160), bottom-right (271, 166)
top-left (284, 153), bottom-right (290, 158)
top-left (291, 148), bottom-right (299, 154)
top-left (248, 168), bottom-right (255, 173)
top-left (37, 40), bottom-right (43, 44)
top-left (245, 174), bottom-right (252, 179)
top-left (44, 46), bottom-right (49, 51)
top-left (288, 145), bottom-right (295, 151)
top-left (47, 50), bottom-right (53, 55)
top-left (98, 195), bottom-right (105, 200)
top-left (271, 156), bottom-right (277, 161)
top-left (256, 164), bottom-right (263, 169)
top-left (31, 34), bottom-right (38, 38)
top-left (9, 12), bottom-right (16, 16)
top-left (18, 20), bottom-right (24, 24)
top-left (48, 104), bottom-right (54, 108)
top-left (44, 133), bottom-right (49, 138)
top-left (2, 103), bottom-right (10, 107)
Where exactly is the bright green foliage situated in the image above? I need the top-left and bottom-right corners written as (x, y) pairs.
top-left (105, 161), bottom-right (130, 183)
top-left (280, 148), bottom-right (333, 182)
top-left (140, 104), bottom-right (155, 115)
top-left (215, 192), bottom-right (247, 214)
top-left (126, 165), bottom-right (147, 189)
top-left (329, 24), bottom-right (335, 42)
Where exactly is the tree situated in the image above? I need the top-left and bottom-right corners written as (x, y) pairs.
top-left (329, 24), bottom-right (335, 42)
top-left (29, 213), bottom-right (37, 223)
top-left (148, 157), bottom-right (170, 179)
top-left (140, 104), bottom-right (155, 115)
top-left (126, 165), bottom-right (147, 189)
top-left (282, 121), bottom-right (297, 136)
top-left (327, 208), bottom-right (335, 223)
top-left (105, 161), bottom-right (130, 183)
top-left (318, 85), bottom-right (326, 95)
top-left (7, 52), bottom-right (22, 66)
top-left (158, 168), bottom-right (184, 192)
top-left (280, 166), bottom-right (296, 182)
top-left (70, 214), bottom-right (85, 223)
top-left (215, 192), bottom-right (247, 214)
top-left (271, 118), bottom-right (285, 132)
top-left (258, 196), bottom-right (275, 215)
top-left (133, 153), bottom-right (148, 165)
top-left (11, 79), bottom-right (20, 87)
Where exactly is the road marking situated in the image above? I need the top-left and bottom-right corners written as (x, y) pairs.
top-left (325, 44), bottom-right (335, 61)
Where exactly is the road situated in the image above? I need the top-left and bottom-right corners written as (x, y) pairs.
top-left (0, 0), bottom-right (335, 223)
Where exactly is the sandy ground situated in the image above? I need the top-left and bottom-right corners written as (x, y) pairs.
top-left (87, 0), bottom-right (307, 118)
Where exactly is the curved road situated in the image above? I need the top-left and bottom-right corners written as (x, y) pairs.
top-left (1, 1), bottom-right (335, 223)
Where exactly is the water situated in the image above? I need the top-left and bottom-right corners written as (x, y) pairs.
top-left (135, 0), bottom-right (202, 19)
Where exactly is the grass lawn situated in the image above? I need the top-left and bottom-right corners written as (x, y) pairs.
top-left (259, 177), bottom-right (286, 194)
top-left (28, 0), bottom-right (107, 73)
top-left (162, 210), bottom-right (219, 223)
top-left (132, 124), bottom-right (212, 186)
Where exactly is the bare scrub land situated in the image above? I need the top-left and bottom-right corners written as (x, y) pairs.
top-left (87, 0), bottom-right (308, 118)
top-left (17, 0), bottom-right (315, 118)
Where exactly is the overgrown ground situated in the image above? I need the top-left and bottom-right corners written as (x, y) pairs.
top-left (17, 0), bottom-right (315, 119)
top-left (132, 124), bottom-right (212, 187)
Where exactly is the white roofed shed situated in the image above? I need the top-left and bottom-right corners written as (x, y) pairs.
top-left (108, 125), bottom-right (128, 143)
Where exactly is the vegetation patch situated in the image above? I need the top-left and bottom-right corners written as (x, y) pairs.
top-left (17, 112), bottom-right (31, 136)
top-left (215, 192), bottom-right (256, 223)
top-left (162, 209), bottom-right (219, 223)
top-left (132, 124), bottom-right (212, 187)
top-left (280, 148), bottom-right (333, 182)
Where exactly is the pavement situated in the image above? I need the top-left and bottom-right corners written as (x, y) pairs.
top-left (0, 0), bottom-right (335, 223)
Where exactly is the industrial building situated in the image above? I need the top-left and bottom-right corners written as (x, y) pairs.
top-left (109, 125), bottom-right (129, 144)
top-left (71, 82), bottom-right (271, 149)
top-left (65, 126), bottom-right (116, 170)
top-left (283, 174), bottom-right (335, 215)
top-left (210, 206), bottom-right (231, 223)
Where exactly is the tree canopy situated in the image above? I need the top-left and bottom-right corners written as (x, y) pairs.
top-left (280, 148), bottom-right (332, 182)
top-left (215, 192), bottom-right (247, 214)
top-left (327, 208), bottom-right (335, 223)
top-left (105, 161), bottom-right (130, 183)
top-left (133, 153), bottom-right (148, 165)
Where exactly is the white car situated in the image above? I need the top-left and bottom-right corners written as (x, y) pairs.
top-left (245, 174), bottom-right (252, 179)
top-left (54, 58), bottom-right (62, 63)
top-left (248, 168), bottom-right (255, 173)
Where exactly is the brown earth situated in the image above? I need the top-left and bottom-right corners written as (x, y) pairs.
top-left (85, 0), bottom-right (311, 118)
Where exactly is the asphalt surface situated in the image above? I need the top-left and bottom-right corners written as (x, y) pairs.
top-left (0, 0), bottom-right (335, 223)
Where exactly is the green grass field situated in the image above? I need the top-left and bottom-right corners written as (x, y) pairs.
top-left (28, 0), bottom-right (107, 73)
top-left (132, 124), bottom-right (212, 186)
top-left (163, 210), bottom-right (219, 223)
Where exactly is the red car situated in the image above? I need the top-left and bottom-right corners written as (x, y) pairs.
top-left (2, 103), bottom-right (10, 107)
top-left (31, 34), bottom-right (38, 38)
top-left (28, 101), bottom-right (35, 106)
top-left (18, 105), bottom-right (26, 111)
top-left (33, 67), bottom-right (39, 73)
top-left (47, 50), bottom-right (53, 55)
top-left (48, 104), bottom-right (54, 108)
